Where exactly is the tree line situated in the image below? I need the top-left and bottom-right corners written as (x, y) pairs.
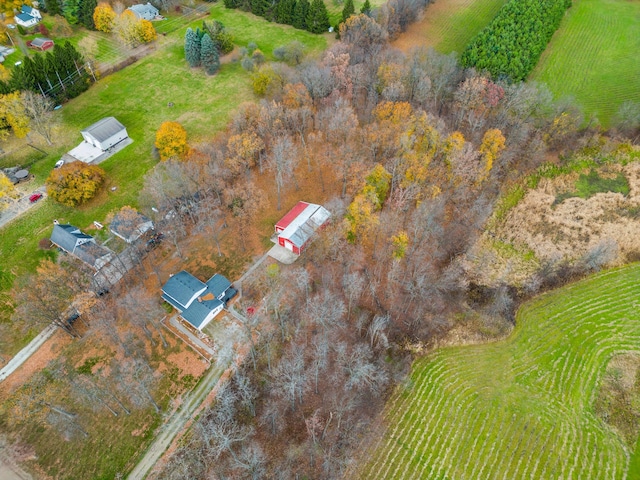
top-left (223, 0), bottom-right (331, 34)
top-left (461, 0), bottom-right (572, 81)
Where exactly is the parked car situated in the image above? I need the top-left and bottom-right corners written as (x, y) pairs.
top-left (54, 160), bottom-right (65, 168)
top-left (29, 193), bottom-right (43, 203)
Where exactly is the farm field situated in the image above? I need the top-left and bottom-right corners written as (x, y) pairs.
top-left (392, 0), bottom-right (507, 54)
top-left (360, 263), bottom-right (640, 479)
top-left (530, 0), bottom-right (640, 127)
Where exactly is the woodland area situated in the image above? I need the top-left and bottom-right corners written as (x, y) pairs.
top-left (143, 13), bottom-right (632, 479)
top-left (1, 2), bottom-right (639, 478)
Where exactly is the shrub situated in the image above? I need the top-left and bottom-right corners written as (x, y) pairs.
top-left (461, 0), bottom-right (572, 81)
top-left (46, 161), bottom-right (106, 207)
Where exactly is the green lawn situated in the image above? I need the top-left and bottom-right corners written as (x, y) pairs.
top-left (530, 0), bottom-right (640, 127)
top-left (0, 3), bottom-right (328, 353)
top-left (392, 0), bottom-right (507, 54)
top-left (361, 263), bottom-right (640, 479)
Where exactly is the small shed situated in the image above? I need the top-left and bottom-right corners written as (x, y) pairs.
top-left (275, 201), bottom-right (331, 255)
top-left (81, 117), bottom-right (128, 151)
top-left (28, 37), bottom-right (54, 51)
top-left (127, 2), bottom-right (159, 20)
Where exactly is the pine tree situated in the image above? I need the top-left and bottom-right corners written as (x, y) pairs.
top-left (62, 0), bottom-right (80, 24)
top-left (78, 0), bottom-right (97, 29)
top-left (306, 0), bottom-right (329, 33)
top-left (250, 0), bottom-right (270, 17)
top-left (341, 0), bottom-right (354, 23)
top-left (200, 33), bottom-right (220, 75)
top-left (292, 0), bottom-right (309, 30)
top-left (275, 0), bottom-right (295, 24)
top-left (184, 28), bottom-right (202, 68)
top-left (44, 0), bottom-right (62, 16)
top-left (360, 0), bottom-right (371, 15)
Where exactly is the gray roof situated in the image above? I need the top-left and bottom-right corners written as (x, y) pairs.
top-left (162, 271), bottom-right (206, 311)
top-left (205, 274), bottom-right (231, 299)
top-left (181, 299), bottom-right (223, 329)
top-left (110, 210), bottom-right (153, 242)
top-left (81, 117), bottom-right (126, 143)
top-left (50, 224), bottom-right (94, 254)
top-left (50, 224), bottom-right (112, 268)
top-left (128, 3), bottom-right (159, 16)
top-left (30, 37), bottom-right (52, 47)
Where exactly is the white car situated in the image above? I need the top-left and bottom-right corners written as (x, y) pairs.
top-left (54, 160), bottom-right (64, 169)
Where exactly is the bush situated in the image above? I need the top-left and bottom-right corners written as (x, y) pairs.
top-left (461, 0), bottom-right (572, 81)
top-left (273, 41), bottom-right (305, 65)
top-left (46, 161), bottom-right (106, 207)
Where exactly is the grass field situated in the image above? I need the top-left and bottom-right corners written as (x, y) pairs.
top-left (0, 4), bottom-right (328, 352)
top-left (530, 0), bottom-right (640, 128)
top-left (361, 263), bottom-right (640, 479)
top-left (392, 0), bottom-right (507, 54)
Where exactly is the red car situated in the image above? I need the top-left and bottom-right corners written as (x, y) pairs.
top-left (29, 193), bottom-right (43, 203)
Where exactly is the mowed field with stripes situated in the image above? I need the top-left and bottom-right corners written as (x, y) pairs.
top-left (531, 0), bottom-right (640, 127)
top-left (360, 264), bottom-right (640, 479)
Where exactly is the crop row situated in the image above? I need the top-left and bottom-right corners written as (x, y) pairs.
top-left (362, 264), bottom-right (640, 479)
top-left (460, 0), bottom-right (572, 81)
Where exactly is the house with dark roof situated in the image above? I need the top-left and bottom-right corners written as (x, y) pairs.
top-left (275, 201), bottom-right (331, 255)
top-left (127, 2), bottom-right (159, 20)
top-left (50, 224), bottom-right (113, 270)
top-left (15, 5), bottom-right (41, 28)
top-left (162, 271), bottom-right (237, 331)
top-left (110, 209), bottom-right (154, 243)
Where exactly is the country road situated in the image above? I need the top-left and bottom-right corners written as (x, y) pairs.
top-left (126, 361), bottom-right (227, 480)
top-left (0, 324), bottom-right (57, 382)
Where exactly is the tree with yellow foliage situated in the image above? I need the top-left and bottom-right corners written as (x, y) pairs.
top-left (136, 19), bottom-right (157, 44)
top-left (155, 121), bottom-right (189, 161)
top-left (0, 172), bottom-right (17, 210)
top-left (345, 164), bottom-right (391, 242)
top-left (93, 2), bottom-right (116, 33)
top-left (0, 92), bottom-right (30, 141)
top-left (478, 128), bottom-right (505, 180)
top-left (391, 231), bottom-right (409, 259)
top-left (226, 132), bottom-right (264, 177)
top-left (46, 161), bottom-right (106, 207)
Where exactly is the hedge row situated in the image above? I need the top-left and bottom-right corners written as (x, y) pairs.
top-left (461, 0), bottom-right (572, 82)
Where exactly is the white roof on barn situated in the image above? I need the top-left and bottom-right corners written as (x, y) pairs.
top-left (81, 117), bottom-right (126, 143)
top-left (278, 203), bottom-right (330, 248)
top-left (67, 141), bottom-right (104, 163)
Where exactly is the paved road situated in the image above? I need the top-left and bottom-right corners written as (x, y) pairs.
top-left (126, 361), bottom-right (227, 480)
top-left (0, 186), bottom-right (47, 230)
top-left (0, 324), bottom-right (57, 382)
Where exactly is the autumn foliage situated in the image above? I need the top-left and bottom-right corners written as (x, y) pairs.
top-left (155, 121), bottom-right (189, 161)
top-left (46, 161), bottom-right (106, 207)
top-left (93, 3), bottom-right (116, 33)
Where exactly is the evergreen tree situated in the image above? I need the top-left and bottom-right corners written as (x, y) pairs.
top-left (360, 0), bottom-right (371, 15)
top-left (184, 28), bottom-right (202, 67)
top-left (250, 0), bottom-right (271, 17)
top-left (306, 0), bottom-right (329, 33)
top-left (341, 0), bottom-right (354, 23)
top-left (44, 0), bottom-right (62, 16)
top-left (62, 0), bottom-right (80, 24)
top-left (78, 0), bottom-right (97, 29)
top-left (200, 33), bottom-right (220, 75)
top-left (223, 0), bottom-right (238, 8)
top-left (275, 0), bottom-right (295, 24)
top-left (292, 0), bottom-right (309, 30)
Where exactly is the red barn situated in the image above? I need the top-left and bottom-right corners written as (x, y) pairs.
top-left (28, 37), bottom-right (54, 51)
top-left (275, 201), bottom-right (331, 255)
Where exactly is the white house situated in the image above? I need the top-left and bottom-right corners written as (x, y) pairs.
top-left (127, 2), bottom-right (160, 20)
top-left (15, 5), bottom-right (41, 28)
top-left (81, 117), bottom-right (128, 151)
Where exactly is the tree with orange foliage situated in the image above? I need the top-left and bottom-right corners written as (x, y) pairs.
top-left (93, 2), bottom-right (116, 32)
top-left (226, 132), bottom-right (264, 177)
top-left (46, 161), bottom-right (106, 207)
top-left (155, 121), bottom-right (189, 161)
